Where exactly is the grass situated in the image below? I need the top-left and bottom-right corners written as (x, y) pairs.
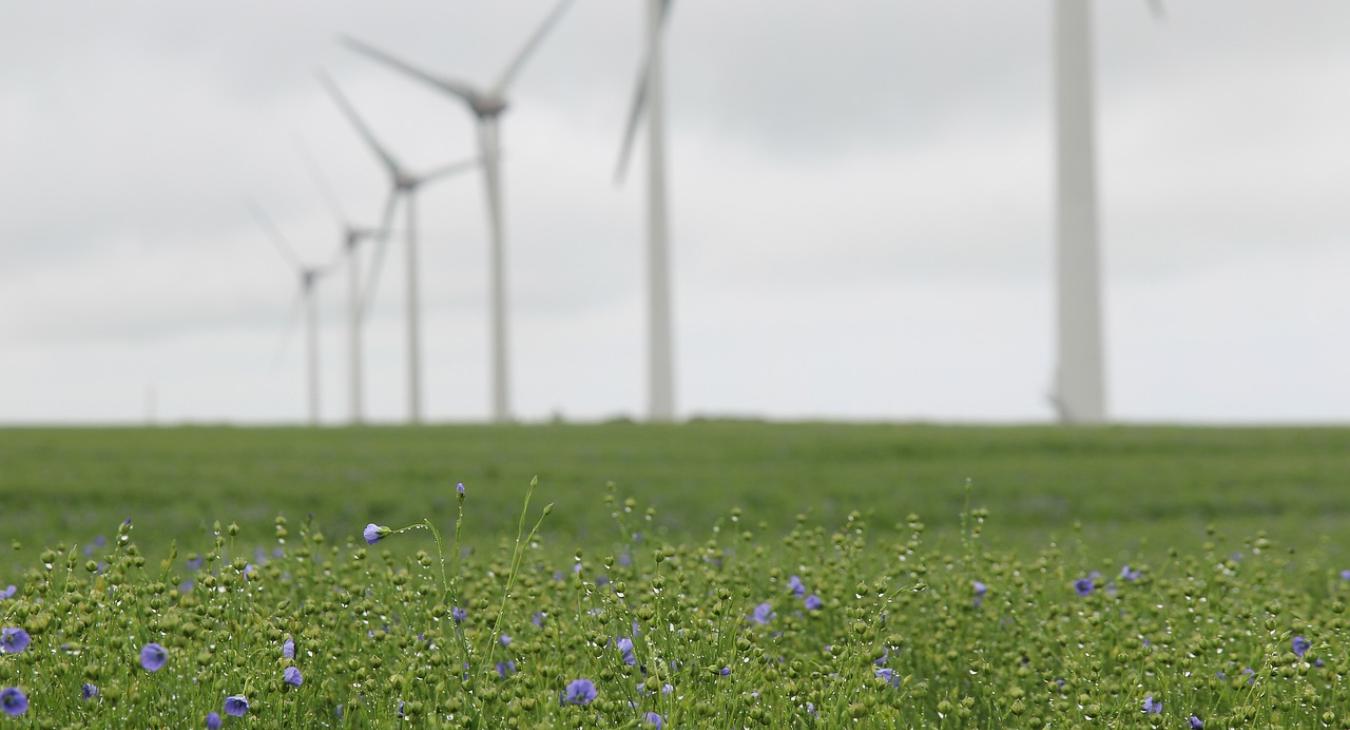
top-left (0, 423), bottom-right (1348, 726)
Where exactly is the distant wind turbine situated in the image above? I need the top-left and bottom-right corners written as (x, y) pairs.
top-left (342, 0), bottom-right (578, 424)
top-left (616, 0), bottom-right (676, 423)
top-left (1050, 0), bottom-right (1162, 424)
top-left (294, 136), bottom-right (382, 425)
top-left (319, 72), bottom-right (479, 425)
top-left (250, 203), bottom-right (335, 427)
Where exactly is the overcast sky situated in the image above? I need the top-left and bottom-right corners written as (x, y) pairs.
top-left (2, 1), bottom-right (1348, 425)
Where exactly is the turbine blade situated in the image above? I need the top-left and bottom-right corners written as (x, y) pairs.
top-left (362, 190), bottom-right (401, 317)
top-left (614, 62), bottom-right (648, 184)
top-left (273, 288), bottom-right (305, 368)
top-left (247, 201), bottom-right (300, 269)
top-left (341, 36), bottom-right (479, 105)
top-left (317, 70), bottom-right (401, 176)
top-left (494, 0), bottom-right (577, 94)
top-left (293, 133), bottom-right (348, 226)
top-left (420, 157), bottom-right (480, 185)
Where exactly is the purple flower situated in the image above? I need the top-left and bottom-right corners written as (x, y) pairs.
top-left (1, 628), bottom-right (30, 654)
top-left (973, 580), bottom-right (988, 597)
top-left (1340, 569), bottom-right (1350, 581)
top-left (1, 688), bottom-right (27, 717)
top-left (224, 695), bottom-right (249, 717)
top-left (804, 594), bottom-right (823, 611)
top-left (618, 552), bottom-right (633, 568)
top-left (749, 602), bottom-right (775, 625)
top-left (205, 711), bottom-right (222, 729)
top-left (456, 482), bottom-right (466, 496)
top-left (362, 523), bottom-right (388, 545)
top-left (187, 556), bottom-right (204, 571)
top-left (875, 667), bottom-right (900, 688)
top-left (452, 606), bottom-right (467, 624)
top-left (499, 634), bottom-right (512, 648)
top-left (644, 712), bottom-right (664, 728)
top-left (1292, 635), bottom-right (1310, 658)
top-left (282, 638), bottom-right (295, 659)
top-left (788, 575), bottom-right (806, 597)
top-left (1142, 695), bottom-right (1162, 714)
top-left (496, 660), bottom-right (516, 678)
top-left (561, 678), bottom-right (597, 705)
top-left (719, 667), bottom-right (731, 676)
top-left (532, 611), bottom-right (546, 628)
top-left (617, 637), bottom-right (637, 666)
top-left (1074, 578), bottom-right (1094, 597)
top-left (1120, 565), bottom-right (1142, 582)
top-left (1189, 715), bottom-right (1204, 729)
top-left (283, 666), bottom-right (303, 687)
top-left (139, 642), bottom-right (168, 672)
top-left (82, 683), bottom-right (98, 700)
top-left (178, 580), bottom-right (194, 594)
top-left (0, 585), bottom-right (16, 600)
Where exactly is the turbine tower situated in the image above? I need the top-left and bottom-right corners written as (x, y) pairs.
top-left (250, 204), bottom-right (334, 427)
top-left (1050, 0), bottom-right (1161, 424)
top-left (342, 0), bottom-right (577, 424)
top-left (616, 0), bottom-right (676, 423)
top-left (295, 137), bottom-right (381, 425)
top-left (319, 72), bottom-right (479, 425)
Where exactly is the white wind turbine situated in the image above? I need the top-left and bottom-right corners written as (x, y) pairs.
top-left (342, 0), bottom-right (578, 424)
top-left (294, 137), bottom-right (382, 425)
top-left (319, 72), bottom-right (479, 425)
top-left (1050, 0), bottom-right (1162, 424)
top-left (250, 204), bottom-right (336, 427)
top-left (616, 0), bottom-right (676, 423)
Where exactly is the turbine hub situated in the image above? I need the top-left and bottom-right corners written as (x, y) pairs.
top-left (471, 95), bottom-right (509, 118)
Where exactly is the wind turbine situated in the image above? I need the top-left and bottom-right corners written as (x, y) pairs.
top-left (250, 204), bottom-right (335, 427)
top-left (615, 0), bottom-right (676, 423)
top-left (1050, 0), bottom-right (1162, 424)
top-left (318, 72), bottom-right (479, 425)
top-left (294, 137), bottom-right (382, 425)
top-left (342, 0), bottom-right (578, 424)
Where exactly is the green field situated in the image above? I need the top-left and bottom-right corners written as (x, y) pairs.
top-left (1, 423), bottom-right (1348, 561)
top-left (1, 423), bottom-right (1349, 727)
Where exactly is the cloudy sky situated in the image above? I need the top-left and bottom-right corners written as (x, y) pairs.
top-left (2, 1), bottom-right (1348, 425)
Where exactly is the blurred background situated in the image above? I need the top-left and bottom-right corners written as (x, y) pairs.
top-left (3, 0), bottom-right (1348, 426)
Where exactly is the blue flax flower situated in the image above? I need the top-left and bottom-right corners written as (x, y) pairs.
top-left (750, 602), bottom-right (775, 625)
top-left (283, 666), bottom-right (303, 687)
top-left (787, 575), bottom-right (805, 596)
top-left (1189, 715), bottom-right (1204, 729)
top-left (875, 667), bottom-right (900, 688)
top-left (496, 660), bottom-right (516, 678)
top-left (1, 628), bottom-right (30, 654)
top-left (561, 678), bottom-right (597, 705)
top-left (645, 711), bottom-right (664, 728)
top-left (82, 683), bottom-right (98, 700)
top-left (1074, 578), bottom-right (1094, 597)
top-left (1292, 635), bottom-right (1310, 658)
top-left (205, 711), bottom-right (222, 729)
top-left (224, 695), bottom-right (249, 717)
top-left (1120, 565), bottom-right (1142, 582)
top-left (283, 637), bottom-right (295, 659)
top-left (140, 643), bottom-right (167, 671)
top-left (1142, 695), bottom-right (1162, 714)
top-left (452, 606), bottom-right (467, 624)
top-left (617, 636), bottom-right (637, 666)
top-left (1, 688), bottom-right (27, 717)
top-left (0, 586), bottom-right (14, 600)
top-left (804, 594), bottom-right (823, 611)
top-left (363, 523), bottom-right (389, 545)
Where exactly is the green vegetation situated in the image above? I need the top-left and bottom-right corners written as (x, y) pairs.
top-left (0, 424), bottom-right (1347, 726)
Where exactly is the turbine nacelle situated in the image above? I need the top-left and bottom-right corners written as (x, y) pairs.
top-left (470, 94), bottom-right (510, 119)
